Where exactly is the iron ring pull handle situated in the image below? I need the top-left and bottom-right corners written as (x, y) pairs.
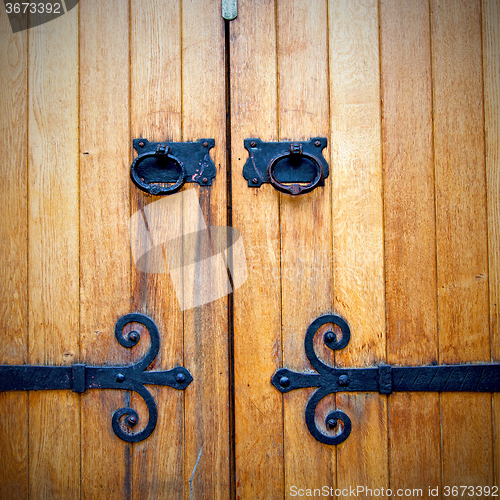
top-left (267, 142), bottom-right (324, 196)
top-left (131, 143), bottom-right (186, 195)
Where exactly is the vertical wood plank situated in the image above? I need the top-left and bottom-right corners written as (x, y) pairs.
top-left (181, 0), bottom-right (229, 498)
top-left (231, 0), bottom-right (283, 497)
top-left (482, 0), bottom-right (500, 486)
top-left (277, 0), bottom-right (335, 495)
top-left (484, 0), bottom-right (500, 358)
top-left (130, 0), bottom-right (184, 497)
top-left (28, 6), bottom-right (80, 499)
top-left (0, 8), bottom-right (28, 500)
top-left (431, 0), bottom-right (492, 487)
top-left (79, 0), bottom-right (131, 498)
top-left (380, 0), bottom-right (441, 491)
top-left (328, 0), bottom-right (388, 491)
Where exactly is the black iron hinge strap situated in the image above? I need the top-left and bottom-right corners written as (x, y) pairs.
top-left (0, 364), bottom-right (189, 393)
top-left (0, 365), bottom-right (74, 392)
top-left (0, 314), bottom-right (192, 443)
top-left (273, 364), bottom-right (500, 395)
top-left (271, 314), bottom-right (500, 446)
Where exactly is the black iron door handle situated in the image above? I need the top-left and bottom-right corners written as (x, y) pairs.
top-left (0, 313), bottom-right (192, 443)
top-left (271, 314), bottom-right (500, 445)
top-left (130, 138), bottom-right (216, 195)
top-left (243, 138), bottom-right (329, 195)
top-left (131, 143), bottom-right (186, 195)
top-left (267, 143), bottom-right (324, 195)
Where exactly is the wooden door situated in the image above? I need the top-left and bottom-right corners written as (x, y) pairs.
top-left (0, 0), bottom-right (499, 499)
top-left (230, 0), bottom-right (499, 497)
top-left (0, 0), bottom-right (229, 498)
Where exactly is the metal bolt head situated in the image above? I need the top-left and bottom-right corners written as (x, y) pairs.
top-left (128, 331), bottom-right (139, 343)
top-left (202, 177), bottom-right (208, 184)
top-left (203, 141), bottom-right (208, 147)
top-left (326, 418), bottom-right (337, 430)
top-left (127, 415), bottom-right (138, 426)
top-left (279, 376), bottom-right (290, 388)
top-left (324, 331), bottom-right (336, 344)
top-left (338, 374), bottom-right (349, 386)
top-left (250, 141), bottom-right (257, 148)
top-left (252, 178), bottom-right (259, 185)
top-left (314, 140), bottom-right (321, 147)
top-left (116, 373), bottom-right (125, 383)
top-left (138, 141), bottom-right (145, 147)
top-left (176, 372), bottom-right (186, 384)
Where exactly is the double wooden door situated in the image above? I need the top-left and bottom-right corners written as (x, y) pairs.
top-left (0, 0), bottom-right (499, 498)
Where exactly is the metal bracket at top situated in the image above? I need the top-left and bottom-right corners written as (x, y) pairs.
top-left (131, 138), bottom-right (216, 196)
top-left (222, 0), bottom-right (237, 20)
top-left (243, 138), bottom-right (329, 195)
top-left (272, 314), bottom-right (500, 445)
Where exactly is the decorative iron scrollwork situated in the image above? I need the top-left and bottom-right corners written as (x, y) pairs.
top-left (0, 313), bottom-right (192, 443)
top-left (272, 314), bottom-right (500, 445)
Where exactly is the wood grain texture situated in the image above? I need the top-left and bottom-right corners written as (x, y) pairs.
top-left (0, 8), bottom-right (28, 500)
top-left (380, 0), bottom-right (441, 491)
top-left (328, 0), bottom-right (388, 490)
top-left (482, 0), bottom-right (500, 486)
top-left (181, 0), bottom-right (229, 498)
top-left (431, 0), bottom-right (492, 487)
top-left (1, 2), bottom-right (498, 497)
top-left (432, 0), bottom-right (489, 363)
top-left (388, 393), bottom-right (440, 493)
top-left (231, 0), bottom-right (283, 497)
top-left (277, 0), bottom-right (335, 494)
top-left (381, 0), bottom-right (437, 364)
top-left (79, 0), bottom-right (131, 498)
top-left (130, 0), bottom-right (184, 497)
top-left (28, 6), bottom-right (80, 499)
top-left (484, 0), bottom-right (499, 363)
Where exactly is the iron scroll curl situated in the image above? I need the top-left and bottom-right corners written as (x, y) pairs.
top-left (272, 314), bottom-right (353, 445)
top-left (111, 313), bottom-right (161, 443)
top-left (305, 389), bottom-right (352, 445)
top-left (109, 313), bottom-right (192, 442)
top-left (303, 315), bottom-right (352, 444)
